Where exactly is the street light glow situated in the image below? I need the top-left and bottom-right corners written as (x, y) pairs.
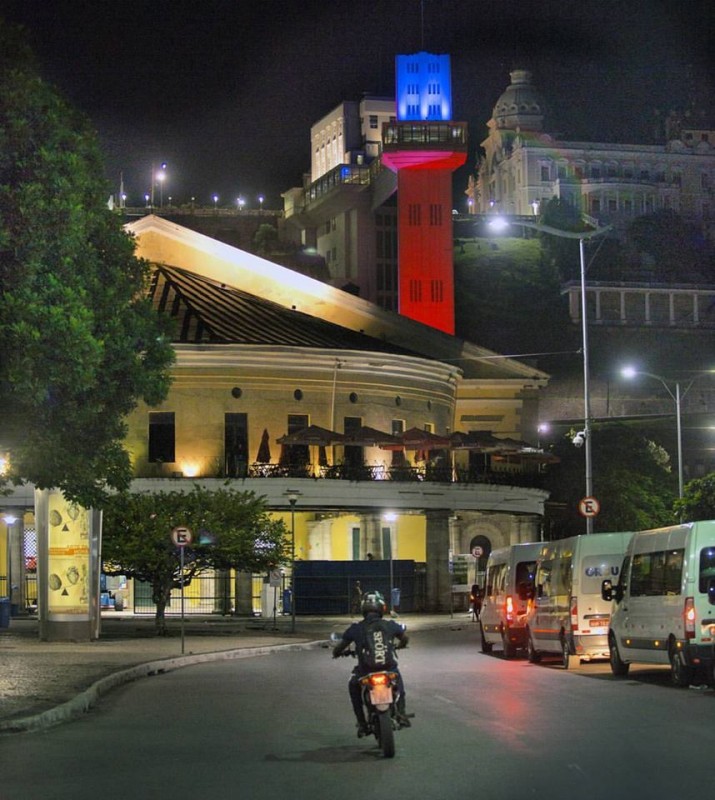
top-left (488, 216), bottom-right (612, 533)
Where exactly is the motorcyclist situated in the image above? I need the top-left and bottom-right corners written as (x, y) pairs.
top-left (332, 590), bottom-right (410, 737)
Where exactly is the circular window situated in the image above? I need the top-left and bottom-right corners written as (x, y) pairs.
top-left (231, 387), bottom-right (242, 399)
top-left (294, 389), bottom-right (303, 401)
top-left (349, 392), bottom-right (358, 404)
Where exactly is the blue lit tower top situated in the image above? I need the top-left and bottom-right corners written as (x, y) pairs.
top-left (395, 52), bottom-right (452, 121)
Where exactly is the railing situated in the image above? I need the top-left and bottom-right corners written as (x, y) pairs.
top-left (382, 121), bottom-right (468, 147)
top-left (244, 462), bottom-right (546, 489)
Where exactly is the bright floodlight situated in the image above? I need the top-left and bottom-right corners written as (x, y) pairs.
top-left (621, 366), bottom-right (638, 379)
top-left (488, 216), bottom-right (509, 231)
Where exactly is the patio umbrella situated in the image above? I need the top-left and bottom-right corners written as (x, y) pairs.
top-left (401, 427), bottom-right (451, 450)
top-left (256, 428), bottom-right (272, 463)
top-left (276, 425), bottom-right (347, 446)
top-left (344, 425), bottom-right (403, 448)
top-left (449, 430), bottom-right (503, 451)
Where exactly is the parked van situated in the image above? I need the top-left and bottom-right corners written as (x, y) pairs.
top-left (527, 532), bottom-right (634, 668)
top-left (480, 542), bottom-right (541, 658)
top-left (603, 520), bottom-right (715, 686)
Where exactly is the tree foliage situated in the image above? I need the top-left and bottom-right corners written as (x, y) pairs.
top-left (626, 209), bottom-right (713, 283)
top-left (543, 424), bottom-right (677, 538)
top-left (0, 20), bottom-right (174, 506)
top-left (674, 474), bottom-right (715, 522)
top-left (102, 485), bottom-right (289, 632)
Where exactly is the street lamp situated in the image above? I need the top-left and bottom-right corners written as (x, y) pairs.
top-left (212, 194), bottom-right (219, 212)
top-left (258, 194), bottom-right (264, 213)
top-left (620, 366), bottom-right (707, 501)
top-left (489, 217), bottom-right (612, 533)
top-left (383, 512), bottom-right (397, 615)
top-left (285, 490), bottom-right (300, 632)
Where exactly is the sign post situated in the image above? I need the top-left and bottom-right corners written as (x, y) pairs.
top-left (171, 526), bottom-right (193, 654)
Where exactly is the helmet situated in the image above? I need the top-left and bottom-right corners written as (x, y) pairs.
top-left (361, 591), bottom-right (386, 617)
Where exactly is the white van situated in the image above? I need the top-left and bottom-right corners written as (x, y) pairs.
top-left (526, 532), bottom-right (634, 668)
top-left (603, 520), bottom-right (715, 686)
top-left (480, 542), bottom-right (541, 658)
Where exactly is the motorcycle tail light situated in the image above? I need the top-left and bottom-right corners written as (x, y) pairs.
top-left (370, 673), bottom-right (389, 686)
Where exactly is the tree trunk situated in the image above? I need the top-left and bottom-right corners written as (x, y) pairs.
top-left (152, 581), bottom-right (172, 635)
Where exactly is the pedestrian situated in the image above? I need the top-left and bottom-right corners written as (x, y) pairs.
top-left (350, 580), bottom-right (362, 614)
top-left (470, 583), bottom-right (483, 621)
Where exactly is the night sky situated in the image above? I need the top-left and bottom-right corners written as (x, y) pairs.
top-left (2, 0), bottom-right (713, 210)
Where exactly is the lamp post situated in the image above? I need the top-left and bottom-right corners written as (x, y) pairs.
top-left (621, 367), bottom-right (705, 501)
top-left (286, 490), bottom-right (300, 633)
top-left (489, 217), bottom-right (611, 533)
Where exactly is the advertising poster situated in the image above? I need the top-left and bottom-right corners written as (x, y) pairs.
top-left (46, 494), bottom-right (90, 616)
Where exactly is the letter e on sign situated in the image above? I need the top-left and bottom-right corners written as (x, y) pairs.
top-left (578, 497), bottom-right (600, 518)
top-left (171, 526), bottom-right (193, 547)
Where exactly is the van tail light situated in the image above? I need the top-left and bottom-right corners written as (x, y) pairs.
top-left (505, 595), bottom-right (514, 623)
top-left (684, 597), bottom-right (696, 639)
top-left (570, 597), bottom-right (578, 632)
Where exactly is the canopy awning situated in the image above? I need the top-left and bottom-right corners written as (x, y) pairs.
top-left (276, 425), bottom-right (347, 446)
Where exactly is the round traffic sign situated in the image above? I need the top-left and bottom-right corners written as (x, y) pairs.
top-left (171, 525), bottom-right (193, 547)
top-left (578, 497), bottom-right (600, 518)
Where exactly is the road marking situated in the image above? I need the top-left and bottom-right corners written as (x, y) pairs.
top-left (433, 694), bottom-right (455, 704)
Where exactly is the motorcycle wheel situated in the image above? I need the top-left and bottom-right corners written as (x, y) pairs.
top-left (376, 712), bottom-right (395, 758)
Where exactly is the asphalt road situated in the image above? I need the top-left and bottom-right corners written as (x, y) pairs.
top-left (3, 625), bottom-right (714, 800)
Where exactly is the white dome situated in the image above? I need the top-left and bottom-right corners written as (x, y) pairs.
top-left (492, 69), bottom-right (545, 131)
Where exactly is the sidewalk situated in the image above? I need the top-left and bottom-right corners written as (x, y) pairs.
top-left (0, 612), bottom-right (462, 734)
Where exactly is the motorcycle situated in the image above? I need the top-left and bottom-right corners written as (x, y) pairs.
top-left (330, 632), bottom-right (407, 758)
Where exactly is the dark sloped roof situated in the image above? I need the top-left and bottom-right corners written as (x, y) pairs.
top-left (148, 264), bottom-right (417, 355)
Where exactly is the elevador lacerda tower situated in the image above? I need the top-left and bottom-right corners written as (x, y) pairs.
top-left (381, 52), bottom-right (467, 335)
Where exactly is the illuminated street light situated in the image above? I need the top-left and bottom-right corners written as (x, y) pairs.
top-left (621, 366), bottom-right (711, 502)
top-left (258, 194), bottom-right (264, 213)
top-left (489, 216), bottom-right (612, 533)
top-left (285, 490), bottom-right (301, 633)
top-left (212, 194), bottom-right (219, 211)
top-left (156, 163), bottom-right (167, 207)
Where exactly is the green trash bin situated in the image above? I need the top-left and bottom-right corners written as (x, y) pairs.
top-left (0, 598), bottom-right (10, 629)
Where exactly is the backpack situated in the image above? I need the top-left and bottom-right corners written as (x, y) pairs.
top-left (360, 618), bottom-right (396, 671)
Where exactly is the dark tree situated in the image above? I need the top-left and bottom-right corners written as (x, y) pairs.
top-left (0, 20), bottom-right (174, 506)
top-left (543, 424), bottom-right (677, 538)
top-left (102, 485), bottom-right (289, 633)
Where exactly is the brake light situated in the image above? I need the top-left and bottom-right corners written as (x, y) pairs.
top-left (505, 595), bottom-right (514, 622)
top-left (369, 673), bottom-right (389, 686)
top-left (570, 597), bottom-right (578, 632)
top-left (684, 597), bottom-right (696, 639)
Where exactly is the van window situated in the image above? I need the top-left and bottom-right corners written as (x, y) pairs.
top-left (631, 549), bottom-right (684, 596)
top-left (699, 547), bottom-right (715, 593)
top-left (486, 563), bottom-right (507, 596)
top-left (536, 560), bottom-right (552, 597)
top-left (515, 561), bottom-right (536, 599)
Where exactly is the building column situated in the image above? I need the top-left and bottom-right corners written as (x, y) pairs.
top-left (425, 509), bottom-right (452, 612)
top-left (5, 510), bottom-right (25, 615)
top-left (361, 513), bottom-right (383, 560)
top-left (234, 571), bottom-right (254, 616)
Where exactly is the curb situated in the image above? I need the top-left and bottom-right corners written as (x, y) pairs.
top-left (0, 639), bottom-right (329, 735)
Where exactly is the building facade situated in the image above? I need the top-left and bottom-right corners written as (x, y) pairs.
top-left (474, 69), bottom-right (715, 236)
top-left (0, 214), bottom-right (553, 618)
